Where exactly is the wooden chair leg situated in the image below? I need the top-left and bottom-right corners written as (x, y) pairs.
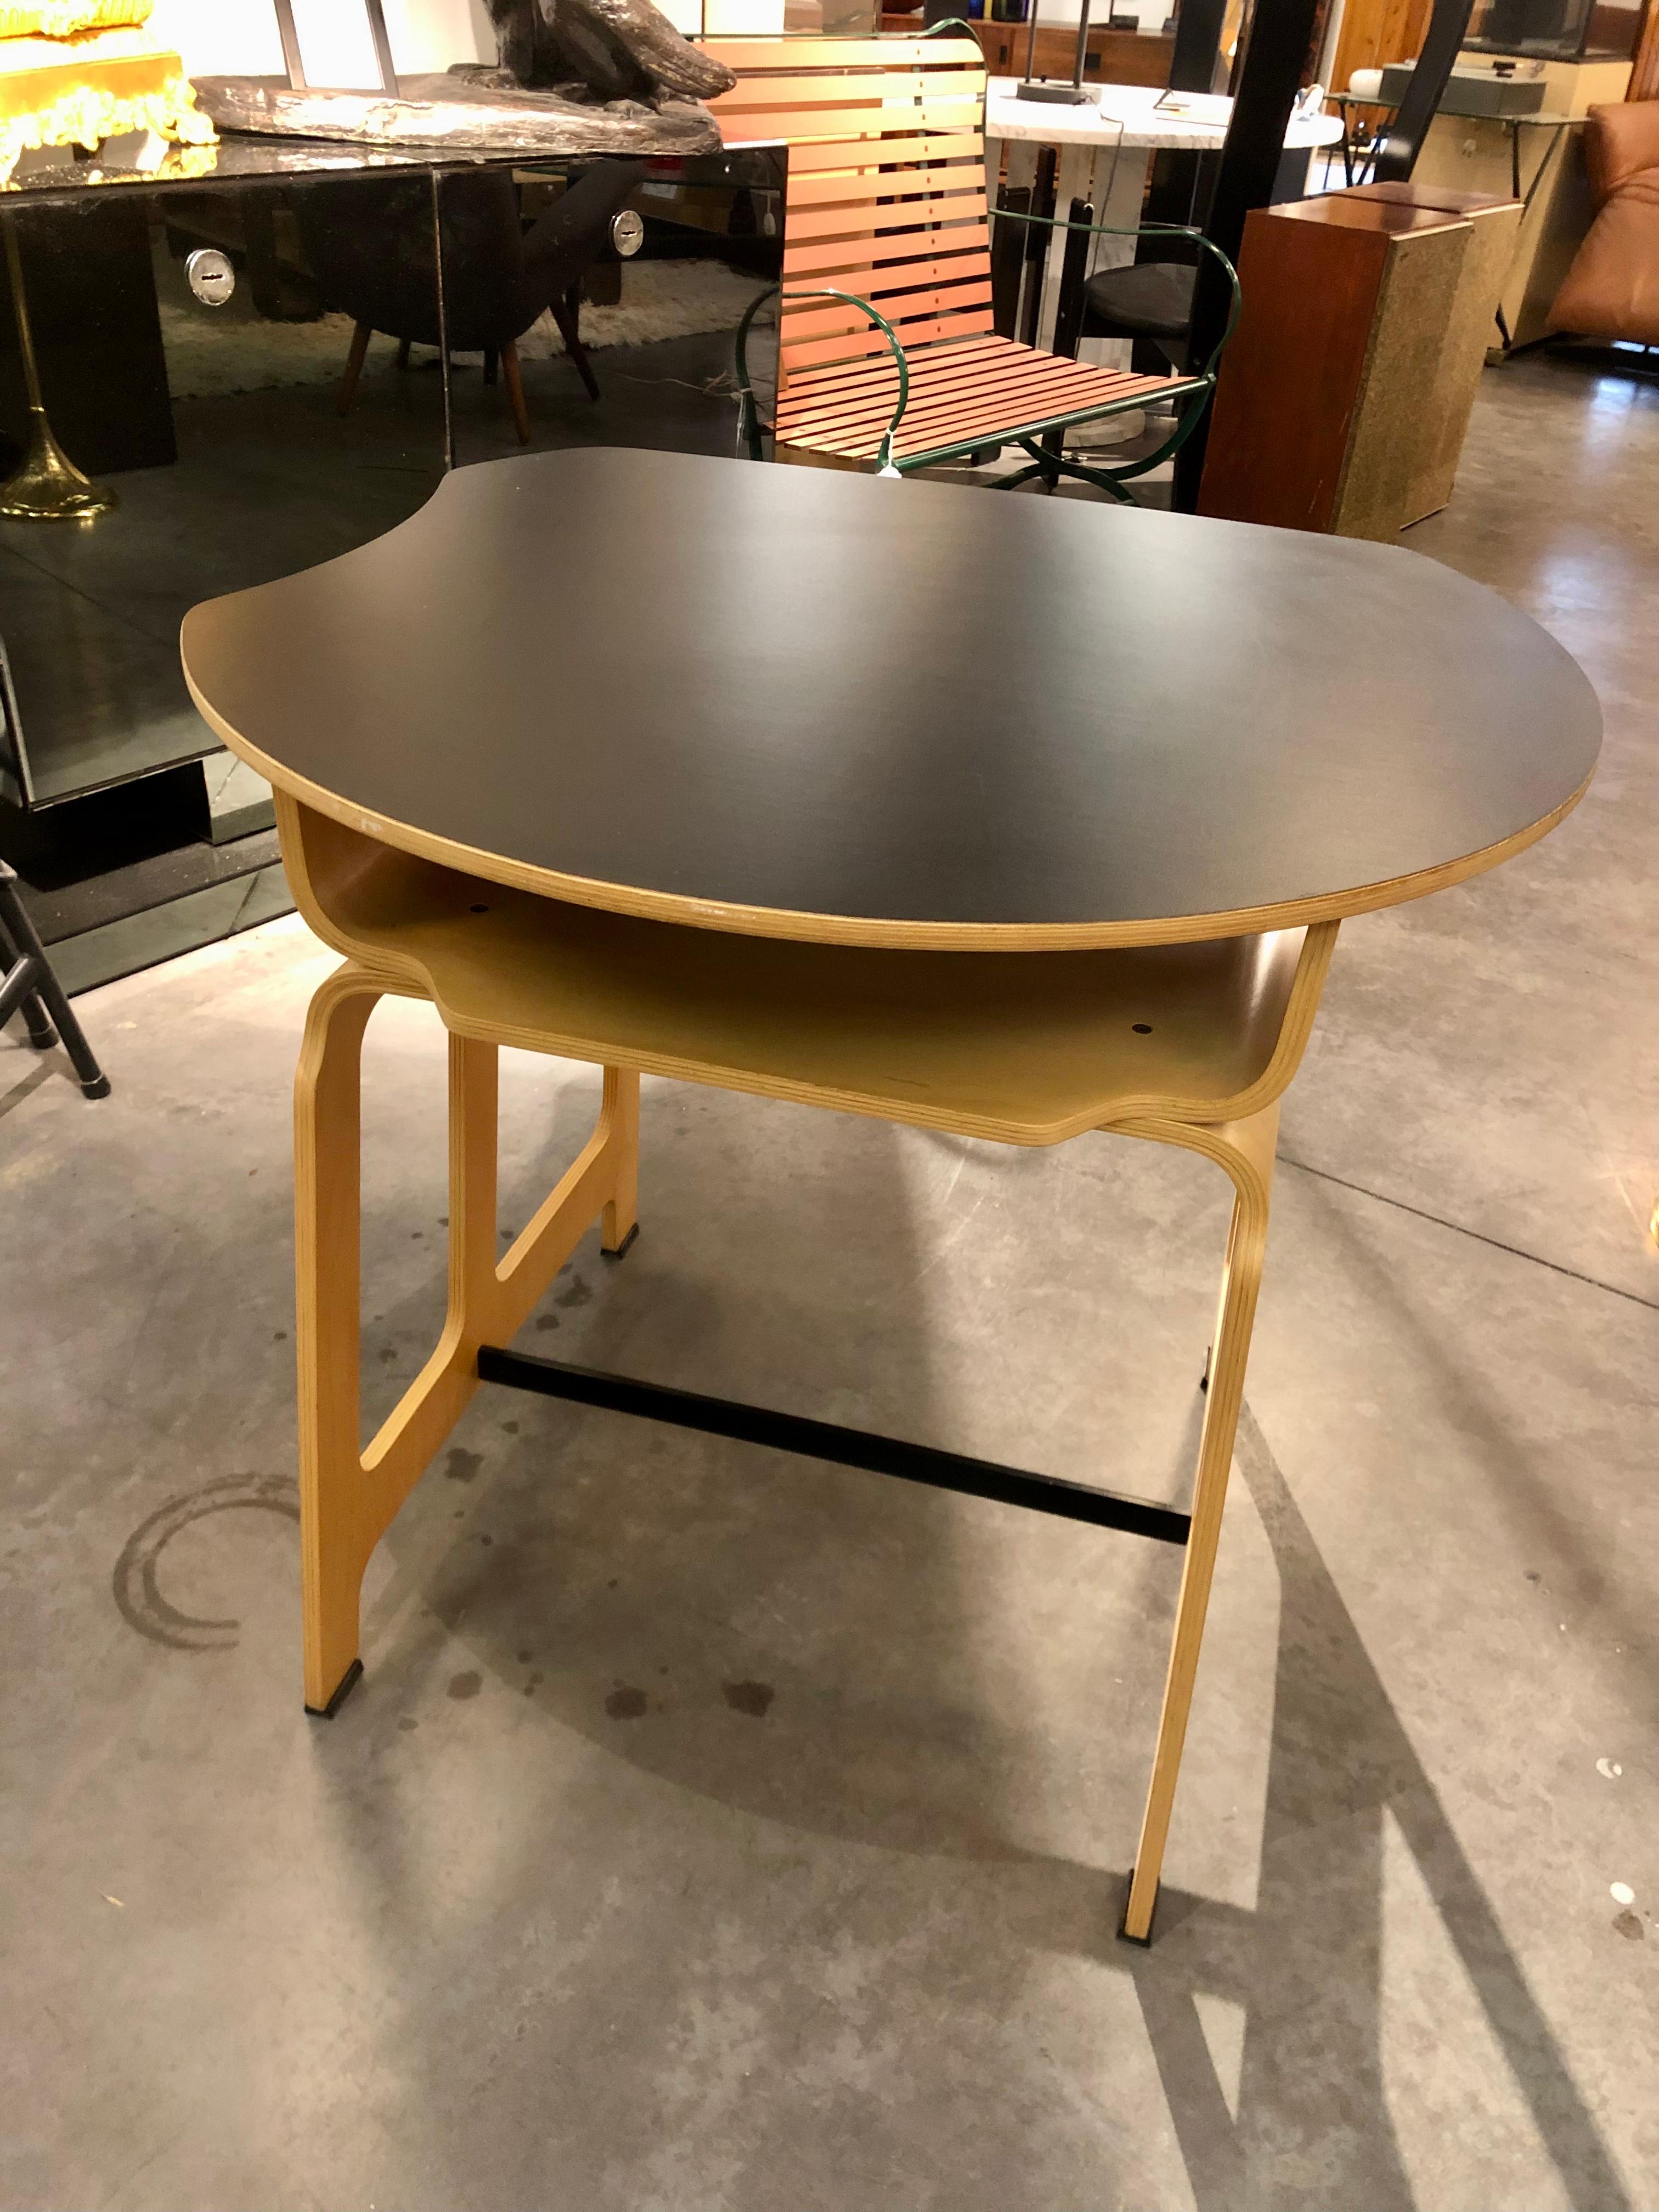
top-left (500, 337), bottom-right (531, 444)
top-left (396, 337), bottom-right (412, 372)
top-left (482, 344), bottom-right (499, 388)
top-left (336, 320), bottom-right (373, 419)
top-left (551, 287), bottom-right (601, 403)
top-left (1119, 1099), bottom-right (1280, 1943)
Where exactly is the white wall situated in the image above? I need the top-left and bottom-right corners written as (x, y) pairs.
top-left (148, 0), bottom-right (495, 78)
top-left (382, 0), bottom-right (494, 69)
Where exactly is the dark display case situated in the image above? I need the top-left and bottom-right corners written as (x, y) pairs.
top-left (0, 127), bottom-right (779, 987)
top-left (1, 140), bottom-right (452, 815)
top-left (1463, 0), bottom-right (1643, 61)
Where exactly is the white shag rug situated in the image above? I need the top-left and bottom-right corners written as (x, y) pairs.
top-left (160, 257), bottom-right (764, 400)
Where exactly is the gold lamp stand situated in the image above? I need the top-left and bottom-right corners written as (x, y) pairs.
top-left (1, 216), bottom-right (115, 522)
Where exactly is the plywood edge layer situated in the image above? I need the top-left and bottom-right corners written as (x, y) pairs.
top-left (183, 663), bottom-right (1592, 953)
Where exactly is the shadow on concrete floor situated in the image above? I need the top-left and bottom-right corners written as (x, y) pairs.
top-left (1117, 1403), bottom-right (1627, 2211)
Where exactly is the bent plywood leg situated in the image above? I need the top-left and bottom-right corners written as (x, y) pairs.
top-left (601, 1066), bottom-right (640, 1255)
top-left (295, 973), bottom-right (641, 1711)
top-left (1119, 1100), bottom-right (1280, 1943)
top-left (294, 963), bottom-right (385, 1714)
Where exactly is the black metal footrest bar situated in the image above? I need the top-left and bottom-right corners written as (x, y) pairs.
top-left (476, 1347), bottom-right (1190, 1547)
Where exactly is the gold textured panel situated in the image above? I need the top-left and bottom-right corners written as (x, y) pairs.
top-left (0, 23), bottom-right (212, 174)
top-left (0, 0), bottom-right (149, 33)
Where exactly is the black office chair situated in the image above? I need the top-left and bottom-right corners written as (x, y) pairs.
top-left (295, 159), bottom-right (649, 440)
top-left (1077, 0), bottom-right (1476, 368)
top-left (0, 860), bottom-right (110, 1099)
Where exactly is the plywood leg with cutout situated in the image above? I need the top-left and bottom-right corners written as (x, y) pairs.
top-left (294, 962), bottom-right (385, 1716)
top-left (294, 954), bottom-right (640, 1714)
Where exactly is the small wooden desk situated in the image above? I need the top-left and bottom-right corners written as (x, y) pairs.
top-left (180, 447), bottom-right (1599, 1944)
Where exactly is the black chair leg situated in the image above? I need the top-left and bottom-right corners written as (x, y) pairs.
top-left (17, 982), bottom-right (58, 1049)
top-left (0, 865), bottom-right (110, 1098)
top-left (552, 284), bottom-right (601, 402)
top-left (0, 911), bottom-right (58, 1048)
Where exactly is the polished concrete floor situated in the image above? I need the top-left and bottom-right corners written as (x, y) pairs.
top-left (3, 354), bottom-right (1657, 2210)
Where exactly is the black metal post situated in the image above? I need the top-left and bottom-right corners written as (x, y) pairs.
top-left (1070, 0), bottom-right (1094, 88)
top-left (478, 1345), bottom-right (1193, 1547)
top-left (1371, 0), bottom-right (1478, 183)
top-left (1170, 0), bottom-right (1229, 93)
top-left (1173, 0), bottom-right (1324, 511)
top-left (1140, 0), bottom-right (1232, 242)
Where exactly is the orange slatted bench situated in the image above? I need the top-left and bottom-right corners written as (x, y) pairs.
top-left (703, 32), bottom-right (1238, 496)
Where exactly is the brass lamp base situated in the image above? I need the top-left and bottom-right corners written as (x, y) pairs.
top-left (0, 405), bottom-right (116, 521)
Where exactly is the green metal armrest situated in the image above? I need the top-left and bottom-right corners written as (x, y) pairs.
top-left (735, 283), bottom-right (911, 472)
top-left (988, 208), bottom-right (1243, 376)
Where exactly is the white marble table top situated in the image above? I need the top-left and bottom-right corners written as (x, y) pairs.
top-left (985, 78), bottom-right (1345, 151)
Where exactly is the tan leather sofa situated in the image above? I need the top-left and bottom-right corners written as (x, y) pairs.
top-left (1547, 101), bottom-right (1659, 345)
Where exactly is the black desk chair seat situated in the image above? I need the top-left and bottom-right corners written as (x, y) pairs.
top-left (1082, 260), bottom-right (1198, 371)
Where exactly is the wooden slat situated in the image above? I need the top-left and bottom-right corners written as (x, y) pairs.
top-left (782, 364), bottom-right (1141, 443)
top-left (783, 191), bottom-right (988, 245)
top-left (782, 359), bottom-right (1086, 437)
top-left (781, 332), bottom-right (1009, 390)
top-left (782, 278), bottom-right (993, 343)
top-left (861, 252), bottom-right (991, 296)
top-left (782, 273), bottom-right (992, 319)
top-left (786, 162), bottom-right (984, 211)
top-left (776, 343), bottom-right (1188, 448)
top-left (711, 69), bottom-right (972, 110)
top-left (720, 98), bottom-right (981, 146)
top-left (785, 224), bottom-right (990, 278)
top-left (782, 308), bottom-right (995, 374)
top-left (790, 353), bottom-right (1169, 425)
top-left (777, 338), bottom-right (1003, 411)
top-left (797, 371), bottom-right (1173, 453)
top-left (784, 132), bottom-right (983, 174)
top-left (882, 380), bottom-right (1185, 455)
top-left (779, 336), bottom-right (1005, 408)
top-left (785, 250), bottom-right (991, 306)
top-left (803, 375), bottom-right (1186, 461)
top-left (777, 338), bottom-right (1182, 434)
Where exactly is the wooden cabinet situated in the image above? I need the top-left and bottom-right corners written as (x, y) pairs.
top-left (1198, 185), bottom-right (1521, 540)
top-left (879, 14), bottom-right (1175, 87)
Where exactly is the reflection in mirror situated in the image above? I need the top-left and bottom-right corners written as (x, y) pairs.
top-left (0, 164), bottom-right (445, 810)
top-left (437, 154), bottom-right (781, 471)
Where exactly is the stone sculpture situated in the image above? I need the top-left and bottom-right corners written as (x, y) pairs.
top-left (482, 0), bottom-right (735, 104)
top-left (194, 0), bottom-right (734, 161)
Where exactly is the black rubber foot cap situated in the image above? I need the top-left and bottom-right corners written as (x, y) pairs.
top-left (27, 1026), bottom-right (59, 1050)
top-left (1117, 1870), bottom-right (1156, 1948)
top-left (601, 1222), bottom-right (640, 1261)
top-left (82, 1075), bottom-right (112, 1100)
top-left (305, 1657), bottom-right (363, 1718)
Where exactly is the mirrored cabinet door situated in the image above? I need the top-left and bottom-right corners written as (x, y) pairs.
top-left (435, 153), bottom-right (780, 472)
top-left (0, 157), bottom-right (448, 811)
